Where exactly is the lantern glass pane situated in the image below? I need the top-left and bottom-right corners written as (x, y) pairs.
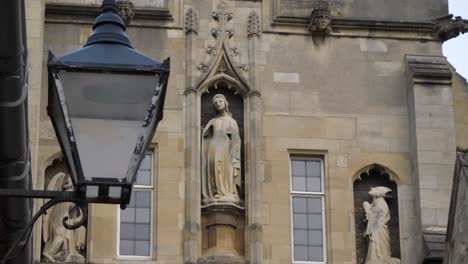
top-left (49, 78), bottom-right (80, 185)
top-left (58, 71), bottom-right (159, 182)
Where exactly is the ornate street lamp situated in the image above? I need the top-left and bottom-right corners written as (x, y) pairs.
top-left (47, 0), bottom-right (169, 208)
top-left (0, 0), bottom-right (169, 262)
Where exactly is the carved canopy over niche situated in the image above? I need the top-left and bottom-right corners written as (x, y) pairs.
top-left (195, 1), bottom-right (252, 96)
top-left (353, 164), bottom-right (401, 264)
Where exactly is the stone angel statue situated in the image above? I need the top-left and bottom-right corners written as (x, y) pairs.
top-left (201, 94), bottom-right (242, 205)
top-left (363, 186), bottom-right (400, 264)
top-left (42, 172), bottom-right (86, 263)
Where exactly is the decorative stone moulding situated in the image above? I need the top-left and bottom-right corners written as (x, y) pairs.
top-left (432, 14), bottom-right (468, 41)
top-left (229, 47), bottom-right (239, 57)
top-left (406, 54), bottom-right (452, 85)
top-left (185, 8), bottom-right (199, 35)
top-left (238, 64), bottom-right (248, 73)
top-left (206, 46), bottom-right (217, 56)
top-left (308, 0), bottom-right (332, 34)
top-left (45, 1), bottom-right (178, 28)
top-left (198, 63), bottom-right (209, 73)
top-left (117, 0), bottom-right (135, 26)
top-left (247, 11), bottom-right (261, 37)
top-left (353, 163), bottom-right (399, 183)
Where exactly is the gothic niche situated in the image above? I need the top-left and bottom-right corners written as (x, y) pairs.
top-left (201, 82), bottom-right (245, 206)
top-left (41, 158), bottom-right (87, 263)
top-left (195, 2), bottom-right (251, 262)
top-left (200, 82), bottom-right (246, 263)
top-left (353, 164), bottom-right (400, 264)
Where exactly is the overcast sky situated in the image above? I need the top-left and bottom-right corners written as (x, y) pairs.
top-left (443, 0), bottom-right (468, 79)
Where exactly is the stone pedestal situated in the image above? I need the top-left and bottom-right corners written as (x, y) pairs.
top-left (199, 203), bottom-right (246, 264)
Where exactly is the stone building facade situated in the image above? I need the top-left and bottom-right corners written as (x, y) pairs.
top-left (444, 149), bottom-right (468, 264)
top-left (23, 0), bottom-right (468, 263)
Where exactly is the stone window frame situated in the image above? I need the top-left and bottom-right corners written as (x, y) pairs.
top-left (289, 156), bottom-right (327, 264)
top-left (116, 151), bottom-right (155, 259)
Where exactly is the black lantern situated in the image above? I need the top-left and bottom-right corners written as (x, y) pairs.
top-left (47, 0), bottom-right (169, 208)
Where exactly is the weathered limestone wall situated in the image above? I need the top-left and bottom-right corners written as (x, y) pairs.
top-left (268, 0), bottom-right (448, 22)
top-left (452, 72), bottom-right (468, 149)
top-left (261, 36), bottom-right (443, 264)
top-left (25, 0), bottom-right (47, 261)
top-left (444, 150), bottom-right (468, 264)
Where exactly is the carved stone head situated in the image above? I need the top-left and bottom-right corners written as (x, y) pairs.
top-left (308, 0), bottom-right (332, 34)
top-left (117, 0), bottom-right (135, 26)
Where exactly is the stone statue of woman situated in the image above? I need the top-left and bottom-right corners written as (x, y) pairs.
top-left (201, 94), bottom-right (241, 205)
top-left (42, 172), bottom-right (86, 263)
top-left (363, 186), bottom-right (400, 264)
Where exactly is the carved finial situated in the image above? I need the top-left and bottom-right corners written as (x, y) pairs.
top-left (229, 47), bottom-right (239, 57)
top-left (213, 1), bottom-right (232, 26)
top-left (247, 11), bottom-right (261, 37)
top-left (211, 1), bottom-right (234, 39)
top-left (308, 0), bottom-right (332, 34)
top-left (206, 46), bottom-right (217, 56)
top-left (212, 28), bottom-right (234, 39)
top-left (198, 63), bottom-right (209, 73)
top-left (185, 8), bottom-right (199, 35)
top-left (117, 0), bottom-right (135, 26)
top-left (238, 64), bottom-right (248, 73)
top-left (432, 14), bottom-right (468, 41)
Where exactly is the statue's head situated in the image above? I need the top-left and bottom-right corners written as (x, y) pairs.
top-left (48, 172), bottom-right (74, 192)
top-left (368, 186), bottom-right (391, 198)
top-left (212, 94), bottom-right (230, 114)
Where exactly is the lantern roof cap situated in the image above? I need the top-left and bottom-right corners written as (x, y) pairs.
top-left (48, 0), bottom-right (169, 73)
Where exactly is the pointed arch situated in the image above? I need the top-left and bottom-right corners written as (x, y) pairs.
top-left (196, 39), bottom-right (252, 97)
top-left (352, 163), bottom-right (400, 184)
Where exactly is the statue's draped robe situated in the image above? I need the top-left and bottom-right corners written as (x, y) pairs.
top-left (364, 197), bottom-right (391, 263)
top-left (42, 173), bottom-right (86, 263)
top-left (202, 113), bottom-right (241, 203)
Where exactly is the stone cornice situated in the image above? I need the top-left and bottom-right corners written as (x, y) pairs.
top-left (272, 16), bottom-right (434, 33)
top-left (406, 54), bottom-right (452, 85)
top-left (45, 3), bottom-right (174, 26)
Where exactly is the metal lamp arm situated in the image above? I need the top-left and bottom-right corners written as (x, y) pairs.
top-left (0, 190), bottom-right (88, 264)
